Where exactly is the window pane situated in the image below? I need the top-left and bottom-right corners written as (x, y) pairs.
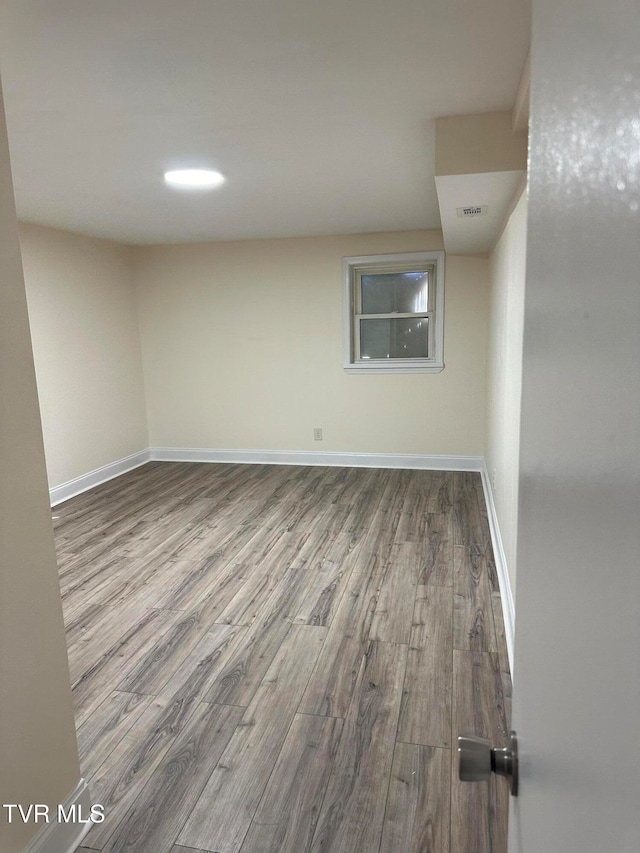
top-left (360, 270), bottom-right (428, 314)
top-left (360, 317), bottom-right (429, 360)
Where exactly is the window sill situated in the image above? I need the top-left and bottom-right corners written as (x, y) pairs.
top-left (344, 362), bottom-right (444, 374)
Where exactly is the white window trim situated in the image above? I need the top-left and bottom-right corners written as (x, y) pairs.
top-left (342, 250), bottom-right (445, 373)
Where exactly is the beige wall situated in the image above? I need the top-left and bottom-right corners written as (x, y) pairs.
top-left (20, 224), bottom-right (148, 490)
top-left (435, 111), bottom-right (527, 177)
top-left (0, 85), bottom-right (80, 853)
top-left (485, 187), bottom-right (527, 596)
top-left (133, 232), bottom-right (489, 456)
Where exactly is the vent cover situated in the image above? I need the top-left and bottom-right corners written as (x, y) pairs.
top-left (456, 205), bottom-right (488, 218)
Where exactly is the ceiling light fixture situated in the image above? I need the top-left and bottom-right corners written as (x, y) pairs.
top-left (164, 169), bottom-right (225, 189)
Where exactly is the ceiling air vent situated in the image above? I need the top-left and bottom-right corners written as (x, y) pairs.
top-left (456, 205), bottom-right (488, 218)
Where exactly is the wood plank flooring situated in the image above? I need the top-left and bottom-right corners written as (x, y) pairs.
top-left (54, 462), bottom-right (511, 853)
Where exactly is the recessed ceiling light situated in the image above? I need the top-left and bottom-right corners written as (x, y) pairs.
top-left (164, 169), bottom-right (225, 189)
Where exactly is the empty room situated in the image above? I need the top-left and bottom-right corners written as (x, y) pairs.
top-left (2, 2), bottom-right (639, 853)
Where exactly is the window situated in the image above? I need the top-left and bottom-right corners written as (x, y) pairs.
top-left (343, 251), bottom-right (444, 373)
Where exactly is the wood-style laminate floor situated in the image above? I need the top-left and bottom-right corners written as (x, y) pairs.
top-left (54, 462), bottom-right (512, 853)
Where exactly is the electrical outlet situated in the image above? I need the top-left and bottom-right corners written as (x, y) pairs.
top-left (492, 468), bottom-right (497, 490)
top-left (313, 427), bottom-right (323, 441)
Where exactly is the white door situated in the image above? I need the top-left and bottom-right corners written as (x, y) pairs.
top-left (507, 0), bottom-right (640, 850)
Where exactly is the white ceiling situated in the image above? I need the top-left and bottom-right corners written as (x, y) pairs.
top-left (0, 1), bottom-right (530, 245)
top-left (436, 170), bottom-right (525, 254)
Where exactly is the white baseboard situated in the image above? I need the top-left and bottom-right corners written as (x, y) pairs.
top-left (21, 778), bottom-right (91, 853)
top-left (149, 446), bottom-right (484, 472)
top-left (479, 461), bottom-right (516, 676)
top-left (49, 449), bottom-right (151, 507)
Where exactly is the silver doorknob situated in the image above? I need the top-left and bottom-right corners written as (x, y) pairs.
top-left (457, 730), bottom-right (518, 796)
